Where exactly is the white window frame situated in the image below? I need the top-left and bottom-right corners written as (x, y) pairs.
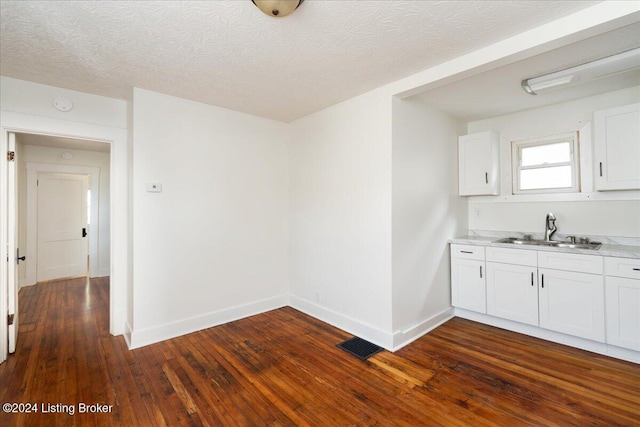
top-left (512, 132), bottom-right (580, 194)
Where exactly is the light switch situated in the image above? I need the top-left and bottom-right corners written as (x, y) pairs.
top-left (146, 183), bottom-right (162, 193)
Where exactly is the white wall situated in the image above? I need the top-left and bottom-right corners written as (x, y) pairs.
top-left (467, 86), bottom-right (640, 238)
top-left (470, 200), bottom-right (640, 238)
top-left (288, 88), bottom-right (394, 347)
top-left (129, 88), bottom-right (289, 348)
top-left (391, 97), bottom-right (466, 347)
top-left (0, 76), bottom-right (128, 339)
top-left (0, 77), bottom-right (126, 128)
top-left (17, 144), bottom-right (111, 284)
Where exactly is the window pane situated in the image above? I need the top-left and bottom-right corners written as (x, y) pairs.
top-left (520, 166), bottom-right (572, 190)
top-left (521, 142), bottom-right (571, 166)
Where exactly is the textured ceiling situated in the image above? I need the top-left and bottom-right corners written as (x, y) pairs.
top-left (0, 0), bottom-right (601, 122)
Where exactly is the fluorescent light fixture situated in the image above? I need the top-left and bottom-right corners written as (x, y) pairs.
top-left (522, 48), bottom-right (640, 95)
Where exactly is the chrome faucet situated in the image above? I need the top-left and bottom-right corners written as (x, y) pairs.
top-left (544, 213), bottom-right (557, 242)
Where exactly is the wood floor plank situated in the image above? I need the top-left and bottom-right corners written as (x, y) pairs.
top-left (430, 326), bottom-right (640, 419)
top-left (1, 278), bottom-right (639, 426)
top-left (369, 351), bottom-right (436, 387)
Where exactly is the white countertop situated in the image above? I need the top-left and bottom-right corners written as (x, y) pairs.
top-left (449, 236), bottom-right (640, 259)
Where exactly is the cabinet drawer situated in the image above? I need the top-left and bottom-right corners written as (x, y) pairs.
top-left (486, 247), bottom-right (537, 266)
top-left (604, 257), bottom-right (640, 280)
top-left (451, 244), bottom-right (485, 260)
top-left (537, 251), bottom-right (603, 274)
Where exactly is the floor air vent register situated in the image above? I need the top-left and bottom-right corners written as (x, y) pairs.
top-left (337, 337), bottom-right (383, 360)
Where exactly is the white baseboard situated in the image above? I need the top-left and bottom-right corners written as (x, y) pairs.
top-left (123, 320), bottom-right (133, 349)
top-left (91, 268), bottom-right (110, 278)
top-left (455, 308), bottom-right (640, 364)
top-left (127, 296), bottom-right (454, 353)
top-left (127, 294), bottom-right (289, 350)
top-left (111, 308), bottom-right (126, 336)
top-left (288, 295), bottom-right (394, 350)
top-left (391, 307), bottom-right (454, 351)
top-left (20, 276), bottom-right (37, 288)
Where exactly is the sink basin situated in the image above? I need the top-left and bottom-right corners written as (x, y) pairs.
top-left (494, 237), bottom-right (601, 250)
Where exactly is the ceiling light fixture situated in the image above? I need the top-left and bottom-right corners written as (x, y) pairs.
top-left (252, 0), bottom-right (304, 18)
top-left (521, 47), bottom-right (640, 95)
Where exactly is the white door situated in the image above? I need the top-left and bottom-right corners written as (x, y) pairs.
top-left (37, 173), bottom-right (89, 282)
top-left (539, 268), bottom-right (605, 342)
top-left (451, 258), bottom-right (486, 313)
top-left (7, 132), bottom-right (19, 353)
top-left (486, 262), bottom-right (538, 326)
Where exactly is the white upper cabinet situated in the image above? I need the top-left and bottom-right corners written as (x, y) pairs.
top-left (458, 130), bottom-right (500, 196)
top-left (594, 103), bottom-right (640, 191)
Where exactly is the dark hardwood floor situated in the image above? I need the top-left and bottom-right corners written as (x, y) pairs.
top-left (1, 277), bottom-right (639, 426)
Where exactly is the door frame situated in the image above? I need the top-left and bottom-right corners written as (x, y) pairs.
top-left (26, 164), bottom-right (100, 285)
top-left (1, 112), bottom-right (128, 365)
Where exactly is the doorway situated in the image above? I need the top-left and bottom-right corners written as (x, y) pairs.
top-left (6, 132), bottom-right (111, 357)
top-left (1, 111), bottom-right (128, 366)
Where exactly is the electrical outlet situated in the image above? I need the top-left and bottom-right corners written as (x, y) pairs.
top-left (474, 207), bottom-right (481, 218)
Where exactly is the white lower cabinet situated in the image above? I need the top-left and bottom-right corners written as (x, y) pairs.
top-left (538, 268), bottom-right (605, 342)
top-left (604, 257), bottom-right (640, 351)
top-left (605, 277), bottom-right (640, 351)
top-left (451, 258), bottom-right (486, 313)
top-left (451, 244), bottom-right (640, 361)
top-left (486, 262), bottom-right (538, 326)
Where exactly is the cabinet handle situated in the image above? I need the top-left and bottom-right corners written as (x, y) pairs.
top-left (541, 273), bottom-right (544, 288)
top-left (633, 268), bottom-right (640, 271)
top-left (531, 272), bottom-right (534, 286)
top-left (480, 266), bottom-right (483, 278)
top-left (460, 250), bottom-right (473, 254)
top-left (599, 162), bottom-right (603, 177)
top-left (485, 172), bottom-right (488, 184)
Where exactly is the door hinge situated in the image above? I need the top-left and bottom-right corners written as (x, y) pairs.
top-left (7, 151), bottom-right (15, 161)
top-left (8, 314), bottom-right (15, 325)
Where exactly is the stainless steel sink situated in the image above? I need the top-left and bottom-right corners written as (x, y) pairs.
top-left (493, 237), bottom-right (601, 250)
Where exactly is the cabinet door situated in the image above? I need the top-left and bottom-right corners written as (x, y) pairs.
top-left (451, 258), bottom-right (486, 313)
top-left (486, 262), bottom-right (538, 326)
top-left (594, 103), bottom-right (640, 190)
top-left (458, 131), bottom-right (499, 196)
top-left (539, 268), bottom-right (605, 342)
top-left (605, 276), bottom-right (640, 351)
